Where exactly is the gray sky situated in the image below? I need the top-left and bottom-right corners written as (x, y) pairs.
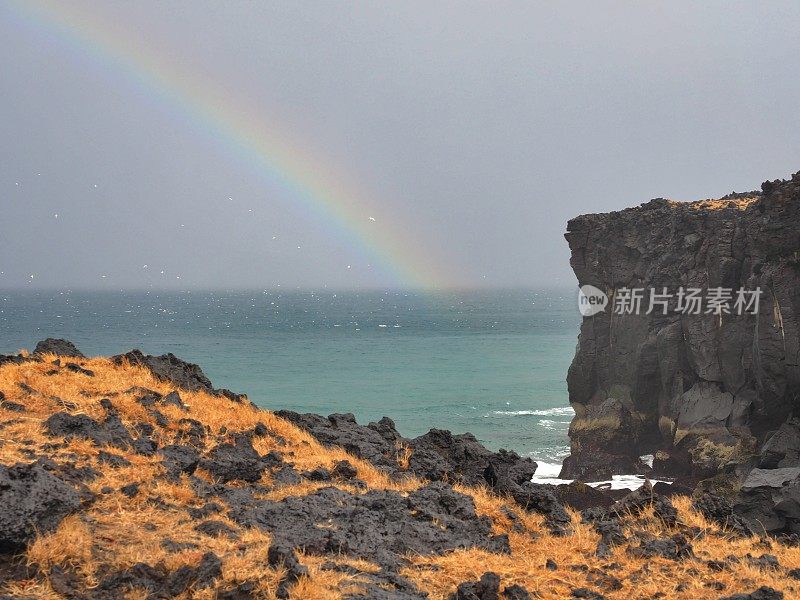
top-left (1, 1), bottom-right (799, 290)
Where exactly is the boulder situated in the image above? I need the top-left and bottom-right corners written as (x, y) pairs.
top-left (160, 445), bottom-right (201, 479)
top-left (44, 412), bottom-right (134, 449)
top-left (627, 534), bottom-right (694, 560)
top-left (733, 468), bottom-right (800, 535)
top-left (559, 451), bottom-right (644, 482)
top-left (0, 463), bottom-right (81, 552)
top-left (553, 482), bottom-right (615, 510)
top-left (33, 339), bottom-right (85, 358)
top-left (692, 492), bottom-right (753, 537)
top-left (448, 572), bottom-right (500, 600)
top-left (200, 435), bottom-right (265, 483)
top-left (759, 418), bottom-right (800, 468)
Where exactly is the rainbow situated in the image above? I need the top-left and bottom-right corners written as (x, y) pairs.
top-left (4, 1), bottom-right (456, 289)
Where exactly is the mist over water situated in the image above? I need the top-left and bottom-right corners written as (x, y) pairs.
top-left (0, 287), bottom-right (579, 461)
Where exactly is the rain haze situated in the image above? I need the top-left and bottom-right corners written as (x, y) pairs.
top-left (1, 0), bottom-right (799, 290)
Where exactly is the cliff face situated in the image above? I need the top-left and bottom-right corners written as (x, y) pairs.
top-left (562, 171), bottom-right (800, 485)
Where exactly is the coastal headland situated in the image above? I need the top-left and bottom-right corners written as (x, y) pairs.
top-left (0, 337), bottom-right (797, 598)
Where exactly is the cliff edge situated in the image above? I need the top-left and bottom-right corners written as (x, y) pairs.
top-left (562, 171), bottom-right (800, 499)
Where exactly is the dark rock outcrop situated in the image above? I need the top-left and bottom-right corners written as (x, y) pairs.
top-left (721, 587), bottom-right (784, 600)
top-left (562, 172), bottom-right (800, 490)
top-left (0, 463), bottom-right (81, 552)
top-left (274, 411), bottom-right (582, 530)
top-left (733, 468), bottom-right (800, 535)
top-left (160, 445), bottom-right (201, 479)
top-left (276, 411), bottom-right (537, 491)
top-left (95, 552), bottom-right (222, 598)
top-left (627, 533), bottom-right (694, 560)
top-left (112, 349), bottom-right (247, 403)
top-left (760, 417), bottom-right (800, 468)
top-left (267, 543), bottom-right (308, 599)
top-left (692, 492), bottom-right (754, 537)
top-left (33, 339), bottom-right (85, 358)
top-left (45, 412), bottom-right (134, 450)
top-left (229, 481), bottom-right (509, 570)
top-left (449, 571), bottom-right (500, 599)
top-left (200, 435), bottom-right (266, 483)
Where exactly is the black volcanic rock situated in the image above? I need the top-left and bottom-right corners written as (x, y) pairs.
top-left (721, 587), bottom-right (784, 600)
top-left (275, 411), bottom-right (404, 473)
top-left (733, 467), bottom-right (800, 535)
top-left (229, 481), bottom-right (509, 570)
top-left (200, 435), bottom-right (265, 483)
top-left (64, 362), bottom-right (94, 377)
top-left (692, 492), bottom-right (754, 538)
top-left (276, 410), bottom-right (574, 530)
top-left (448, 571), bottom-right (500, 599)
top-left (627, 534), bottom-right (694, 560)
top-left (0, 463), bottom-right (80, 552)
top-left (112, 349), bottom-right (247, 403)
top-left (95, 552), bottom-right (222, 598)
top-left (276, 410), bottom-right (571, 529)
top-left (563, 171), bottom-right (800, 484)
top-left (415, 429), bottom-right (537, 488)
top-left (553, 482), bottom-right (615, 510)
top-left (160, 444), bottom-right (201, 479)
top-left (276, 410), bottom-right (538, 494)
top-left (759, 417), bottom-right (800, 468)
top-left (267, 543), bottom-right (308, 599)
top-left (33, 339), bottom-right (85, 358)
top-left (45, 412), bottom-right (134, 450)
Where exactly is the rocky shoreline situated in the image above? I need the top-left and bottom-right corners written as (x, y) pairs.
top-left (1, 339), bottom-right (798, 598)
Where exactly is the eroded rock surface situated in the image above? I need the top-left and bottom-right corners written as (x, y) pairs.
top-left (229, 481), bottom-right (510, 570)
top-left (33, 339), bottom-right (85, 358)
top-left (562, 172), bottom-right (800, 503)
top-left (111, 350), bottom-right (247, 403)
top-left (277, 411), bottom-right (537, 489)
top-left (0, 463), bottom-right (80, 552)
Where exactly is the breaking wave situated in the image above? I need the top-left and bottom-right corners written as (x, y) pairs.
top-left (488, 406), bottom-right (575, 417)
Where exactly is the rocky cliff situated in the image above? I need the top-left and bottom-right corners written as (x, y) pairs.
top-left (562, 171), bottom-right (800, 496)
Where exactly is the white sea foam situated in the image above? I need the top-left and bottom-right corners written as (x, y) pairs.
top-left (530, 457), bottom-right (673, 491)
top-left (489, 406), bottom-right (575, 417)
top-left (537, 419), bottom-right (572, 430)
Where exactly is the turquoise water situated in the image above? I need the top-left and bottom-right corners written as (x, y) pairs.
top-left (0, 288), bottom-right (579, 462)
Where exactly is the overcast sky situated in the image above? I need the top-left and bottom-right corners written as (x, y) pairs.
top-left (1, 1), bottom-right (799, 290)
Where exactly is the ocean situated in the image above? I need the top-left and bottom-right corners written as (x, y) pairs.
top-left (0, 288), bottom-right (579, 468)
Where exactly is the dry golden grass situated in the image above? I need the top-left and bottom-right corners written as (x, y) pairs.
top-left (1, 354), bottom-right (798, 599)
top-left (687, 196), bottom-right (760, 211)
top-left (403, 492), bottom-right (800, 599)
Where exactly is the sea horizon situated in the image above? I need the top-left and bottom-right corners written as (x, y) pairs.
top-left (1, 286), bottom-right (580, 466)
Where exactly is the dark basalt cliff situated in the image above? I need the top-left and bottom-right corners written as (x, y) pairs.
top-left (562, 171), bottom-right (800, 494)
